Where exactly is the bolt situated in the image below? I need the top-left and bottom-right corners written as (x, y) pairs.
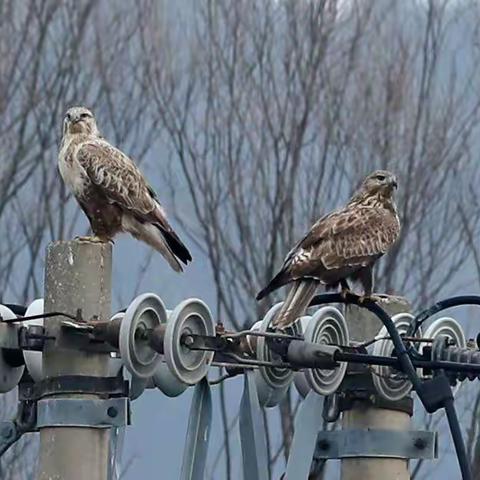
top-left (414, 438), bottom-right (426, 450)
top-left (318, 439), bottom-right (329, 451)
top-left (183, 335), bottom-right (195, 347)
top-left (107, 407), bottom-right (118, 418)
top-left (134, 325), bottom-right (149, 341)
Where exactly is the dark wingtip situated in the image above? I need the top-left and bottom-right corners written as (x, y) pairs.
top-left (256, 270), bottom-right (290, 301)
top-left (179, 250), bottom-right (192, 265)
top-left (159, 227), bottom-right (192, 265)
top-left (256, 287), bottom-right (269, 301)
top-left (256, 292), bottom-right (264, 301)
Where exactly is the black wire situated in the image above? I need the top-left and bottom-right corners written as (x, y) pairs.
top-left (310, 293), bottom-right (422, 392)
top-left (408, 295), bottom-right (480, 337)
top-left (445, 397), bottom-right (472, 480)
top-left (0, 311), bottom-right (78, 323)
top-left (310, 293), bottom-right (472, 480)
top-left (334, 350), bottom-right (480, 375)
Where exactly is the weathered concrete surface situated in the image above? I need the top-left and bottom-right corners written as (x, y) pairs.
top-left (341, 296), bottom-right (412, 480)
top-left (37, 240), bottom-right (112, 480)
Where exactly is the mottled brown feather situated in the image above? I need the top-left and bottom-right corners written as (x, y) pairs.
top-left (76, 141), bottom-right (157, 218)
top-left (257, 170), bottom-right (400, 301)
top-left (76, 140), bottom-right (192, 264)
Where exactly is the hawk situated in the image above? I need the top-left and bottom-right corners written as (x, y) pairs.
top-left (256, 170), bottom-right (400, 329)
top-left (58, 106), bottom-right (192, 272)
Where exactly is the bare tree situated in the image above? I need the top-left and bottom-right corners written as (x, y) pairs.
top-left (0, 1), bottom-right (155, 477)
top-left (138, 0), bottom-right (480, 477)
top-left (2, 0), bottom-right (480, 478)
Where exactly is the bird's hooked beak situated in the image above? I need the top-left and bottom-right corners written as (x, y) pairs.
top-left (391, 178), bottom-right (398, 190)
top-left (66, 113), bottom-right (82, 124)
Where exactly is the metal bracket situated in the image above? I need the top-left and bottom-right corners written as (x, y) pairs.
top-left (338, 371), bottom-right (414, 416)
top-left (180, 378), bottom-right (212, 480)
top-left (37, 397), bottom-right (129, 429)
top-left (182, 333), bottom-right (230, 352)
top-left (314, 429), bottom-right (437, 460)
top-left (286, 391), bottom-right (325, 480)
top-left (239, 370), bottom-right (269, 480)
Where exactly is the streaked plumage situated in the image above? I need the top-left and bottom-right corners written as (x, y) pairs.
top-left (58, 106), bottom-right (192, 272)
top-left (257, 170), bottom-right (400, 329)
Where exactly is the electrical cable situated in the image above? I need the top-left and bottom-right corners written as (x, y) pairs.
top-left (445, 395), bottom-right (472, 480)
top-left (0, 311), bottom-right (79, 323)
top-left (309, 293), bottom-right (422, 391)
top-left (310, 293), bottom-right (473, 480)
top-left (408, 295), bottom-right (480, 337)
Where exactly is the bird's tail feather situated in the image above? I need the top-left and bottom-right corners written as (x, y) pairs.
top-left (156, 225), bottom-right (192, 265)
top-left (272, 279), bottom-right (319, 329)
top-left (123, 217), bottom-right (183, 272)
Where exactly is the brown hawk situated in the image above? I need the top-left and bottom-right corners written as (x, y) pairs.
top-left (256, 170), bottom-right (400, 329)
top-left (58, 106), bottom-right (192, 272)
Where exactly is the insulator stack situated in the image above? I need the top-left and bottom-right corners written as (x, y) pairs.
top-left (434, 339), bottom-right (480, 382)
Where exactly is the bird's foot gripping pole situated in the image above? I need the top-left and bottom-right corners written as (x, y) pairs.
top-left (74, 235), bottom-right (112, 244)
top-left (340, 288), bottom-right (353, 302)
top-left (356, 294), bottom-right (379, 305)
top-left (341, 291), bottom-right (390, 305)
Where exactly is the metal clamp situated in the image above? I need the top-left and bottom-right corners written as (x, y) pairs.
top-left (338, 371), bottom-right (414, 416)
top-left (314, 429), bottom-right (437, 460)
top-left (37, 398), bottom-right (129, 429)
top-left (19, 375), bottom-right (128, 401)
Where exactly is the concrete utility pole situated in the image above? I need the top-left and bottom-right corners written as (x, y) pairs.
top-left (37, 240), bottom-right (112, 480)
top-left (341, 299), bottom-right (411, 480)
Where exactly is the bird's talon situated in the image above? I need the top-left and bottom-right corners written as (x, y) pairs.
top-left (74, 235), bottom-right (94, 242)
top-left (340, 289), bottom-right (353, 301)
top-left (74, 235), bottom-right (109, 244)
top-left (358, 295), bottom-right (381, 304)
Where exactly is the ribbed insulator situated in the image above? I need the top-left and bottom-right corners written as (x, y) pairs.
top-left (438, 345), bottom-right (480, 381)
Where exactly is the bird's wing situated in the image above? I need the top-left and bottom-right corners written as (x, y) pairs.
top-left (76, 140), bottom-right (157, 216)
top-left (286, 205), bottom-right (400, 273)
top-left (76, 140), bottom-right (192, 263)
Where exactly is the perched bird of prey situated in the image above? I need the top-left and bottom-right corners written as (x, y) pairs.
top-left (58, 106), bottom-right (192, 272)
top-left (256, 170), bottom-right (400, 329)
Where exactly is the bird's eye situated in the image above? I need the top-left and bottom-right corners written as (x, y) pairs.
top-left (375, 174), bottom-right (386, 181)
top-left (80, 113), bottom-right (90, 119)
top-left (65, 113), bottom-right (71, 121)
